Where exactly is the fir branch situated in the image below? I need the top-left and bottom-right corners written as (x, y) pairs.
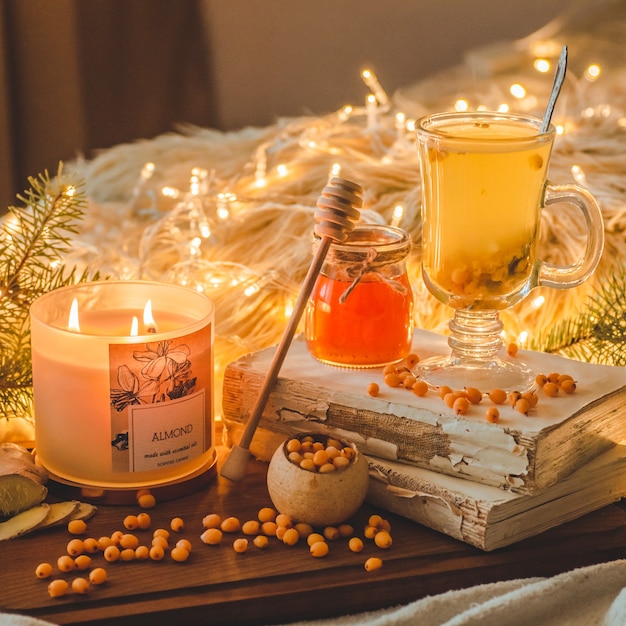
top-left (531, 262), bottom-right (626, 366)
top-left (0, 165), bottom-right (99, 423)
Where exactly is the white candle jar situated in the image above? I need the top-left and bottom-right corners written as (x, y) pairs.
top-left (30, 280), bottom-right (216, 498)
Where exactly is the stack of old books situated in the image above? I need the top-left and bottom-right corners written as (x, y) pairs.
top-left (221, 329), bottom-right (626, 551)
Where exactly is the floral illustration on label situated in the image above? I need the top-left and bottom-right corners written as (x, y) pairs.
top-left (108, 325), bottom-right (212, 473)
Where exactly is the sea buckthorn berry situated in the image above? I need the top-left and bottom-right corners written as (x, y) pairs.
top-left (57, 555), bottom-right (75, 572)
top-left (535, 373), bottom-right (548, 387)
top-left (257, 507), bottom-right (277, 523)
top-left (307, 532), bottom-right (326, 547)
top-left (405, 353), bottom-right (420, 368)
top-left (73, 555), bottom-right (92, 571)
top-left (313, 449), bottom-right (330, 467)
top-left (233, 538), bottom-right (248, 553)
top-left (97, 536), bottom-right (113, 551)
top-left (548, 372), bottom-right (560, 383)
top-left (72, 577), bottom-right (90, 594)
top-left (103, 546), bottom-right (120, 563)
top-left (507, 391), bottom-right (521, 406)
top-left (488, 388), bottom-right (507, 405)
top-left (542, 382), bottom-right (559, 397)
top-left (176, 539), bottom-right (192, 553)
top-left (521, 390), bottom-right (539, 408)
top-left (443, 392), bottom-right (459, 408)
top-left (151, 535), bottom-right (169, 550)
top-left (348, 537), bottom-right (364, 553)
top-left (485, 407), bottom-right (500, 423)
top-left (310, 541), bottom-right (329, 558)
top-left (506, 342), bottom-right (519, 357)
top-left (465, 387), bottom-right (483, 405)
top-left (299, 458), bottom-right (316, 471)
top-left (412, 380), bottom-right (429, 397)
top-left (66, 538), bottom-right (85, 556)
top-left (202, 513), bottom-right (222, 529)
top-left (288, 451), bottom-right (303, 464)
top-left (110, 530), bottom-right (124, 545)
top-left (286, 438), bottom-right (301, 453)
top-left (383, 363), bottom-right (398, 376)
top-left (338, 524), bottom-right (354, 538)
top-left (67, 519), bottom-right (87, 535)
top-left (438, 385), bottom-right (453, 399)
top-left (82, 537), bottom-right (99, 553)
top-left (367, 382), bottom-right (380, 397)
top-left (261, 521), bottom-right (277, 536)
top-left (48, 579), bottom-right (69, 598)
top-left (200, 528), bottom-right (223, 545)
top-left (170, 517), bottom-right (184, 532)
top-left (275, 525), bottom-right (288, 541)
top-left (275, 513), bottom-right (292, 528)
top-left (364, 557), bottom-right (383, 572)
top-left (149, 545), bottom-right (165, 561)
top-left (293, 523), bottom-right (313, 538)
top-left (123, 515), bottom-right (139, 530)
top-left (282, 528), bottom-right (300, 546)
top-left (558, 374), bottom-right (574, 384)
top-left (153, 528), bottom-right (170, 540)
top-left (323, 526), bottom-right (340, 541)
top-left (374, 530), bottom-right (393, 549)
top-left (137, 493), bottom-right (156, 509)
top-left (332, 456), bottom-right (351, 469)
top-left (403, 375), bottom-right (417, 389)
top-left (242, 520), bottom-right (261, 535)
top-left (120, 548), bottom-right (135, 562)
top-left (35, 563), bottom-right (53, 579)
top-left (560, 379), bottom-right (577, 394)
top-left (364, 525), bottom-right (378, 540)
top-left (119, 533), bottom-right (139, 550)
top-left (135, 546), bottom-right (149, 560)
top-left (136, 513), bottom-right (151, 530)
top-left (318, 463), bottom-right (336, 474)
top-left (384, 372), bottom-right (402, 388)
top-left (89, 567), bottom-right (107, 585)
top-left (171, 546), bottom-right (190, 562)
top-left (453, 396), bottom-right (470, 416)
top-left (514, 398), bottom-right (531, 416)
top-left (368, 514), bottom-right (384, 527)
top-left (252, 535), bottom-right (268, 549)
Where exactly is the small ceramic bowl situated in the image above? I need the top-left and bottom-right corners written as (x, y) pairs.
top-left (266, 433), bottom-right (369, 527)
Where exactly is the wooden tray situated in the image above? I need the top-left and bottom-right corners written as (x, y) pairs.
top-left (2, 449), bottom-right (626, 626)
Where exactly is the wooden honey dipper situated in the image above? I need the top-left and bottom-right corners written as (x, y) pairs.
top-left (220, 177), bottom-right (363, 482)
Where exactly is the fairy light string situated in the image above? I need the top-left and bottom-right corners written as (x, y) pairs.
top-left (68, 34), bottom-right (626, 421)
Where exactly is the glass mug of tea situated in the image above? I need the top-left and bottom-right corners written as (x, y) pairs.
top-left (416, 111), bottom-right (604, 391)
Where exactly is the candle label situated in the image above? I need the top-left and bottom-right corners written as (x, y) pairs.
top-left (108, 325), bottom-right (213, 473)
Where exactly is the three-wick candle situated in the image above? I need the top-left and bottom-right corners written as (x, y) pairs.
top-left (30, 280), bottom-right (215, 488)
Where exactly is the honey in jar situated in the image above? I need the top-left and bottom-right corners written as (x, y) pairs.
top-left (305, 224), bottom-right (413, 367)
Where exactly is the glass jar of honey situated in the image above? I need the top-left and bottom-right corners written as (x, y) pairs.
top-left (305, 224), bottom-right (414, 367)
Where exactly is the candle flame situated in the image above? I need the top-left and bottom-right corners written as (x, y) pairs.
top-left (130, 316), bottom-right (139, 337)
top-left (68, 298), bottom-right (80, 332)
top-left (143, 300), bottom-right (158, 333)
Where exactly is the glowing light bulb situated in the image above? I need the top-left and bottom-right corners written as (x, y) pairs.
top-left (391, 204), bottom-right (404, 227)
top-left (361, 69), bottom-right (389, 106)
top-left (510, 83), bottom-right (526, 99)
top-left (584, 64), bottom-right (602, 81)
top-left (532, 295), bottom-right (545, 309)
top-left (518, 330), bottom-right (529, 345)
top-left (533, 59), bottom-right (551, 73)
top-left (162, 186), bottom-right (180, 199)
top-left (366, 94), bottom-right (378, 129)
top-left (277, 164), bottom-right (289, 177)
top-left (454, 99), bottom-right (469, 112)
top-left (498, 103), bottom-right (510, 113)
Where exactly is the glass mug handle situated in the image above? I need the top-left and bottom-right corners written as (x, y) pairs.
top-left (537, 183), bottom-right (605, 289)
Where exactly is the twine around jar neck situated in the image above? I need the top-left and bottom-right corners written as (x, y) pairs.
top-left (315, 225), bottom-right (411, 304)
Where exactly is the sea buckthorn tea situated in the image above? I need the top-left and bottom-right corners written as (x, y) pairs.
top-left (305, 225), bottom-right (413, 367)
top-left (418, 114), bottom-right (552, 310)
top-left (415, 111), bottom-right (604, 391)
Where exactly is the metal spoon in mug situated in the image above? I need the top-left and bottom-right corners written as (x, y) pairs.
top-left (541, 45), bottom-right (568, 133)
